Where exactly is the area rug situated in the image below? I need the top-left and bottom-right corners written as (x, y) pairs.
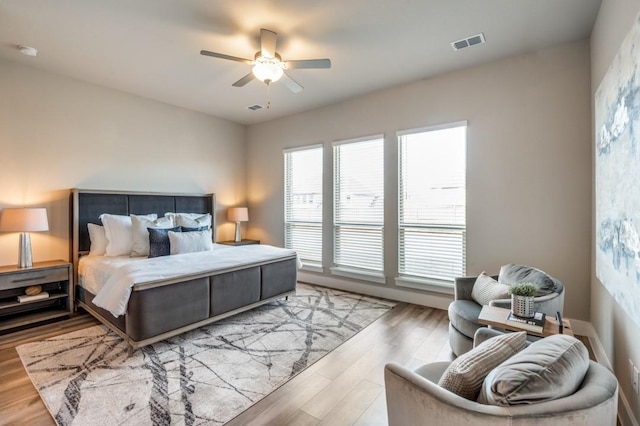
top-left (16, 284), bottom-right (395, 425)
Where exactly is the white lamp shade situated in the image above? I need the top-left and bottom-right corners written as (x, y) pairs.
top-left (228, 207), bottom-right (249, 222)
top-left (0, 208), bottom-right (49, 232)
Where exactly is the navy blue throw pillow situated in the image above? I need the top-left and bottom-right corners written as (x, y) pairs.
top-left (148, 227), bottom-right (181, 258)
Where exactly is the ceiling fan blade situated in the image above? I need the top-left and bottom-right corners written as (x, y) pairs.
top-left (232, 72), bottom-right (255, 87)
top-left (200, 50), bottom-right (252, 64)
top-left (281, 73), bottom-right (303, 93)
top-left (260, 29), bottom-right (277, 59)
top-left (286, 59), bottom-right (331, 69)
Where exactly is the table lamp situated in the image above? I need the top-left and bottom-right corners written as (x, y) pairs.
top-left (0, 207), bottom-right (49, 268)
top-left (227, 207), bottom-right (249, 242)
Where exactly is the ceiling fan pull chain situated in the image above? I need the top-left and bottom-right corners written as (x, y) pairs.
top-left (266, 82), bottom-right (271, 109)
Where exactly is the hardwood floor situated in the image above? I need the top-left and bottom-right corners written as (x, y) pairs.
top-left (0, 301), bottom-right (596, 426)
top-left (0, 302), bottom-right (453, 425)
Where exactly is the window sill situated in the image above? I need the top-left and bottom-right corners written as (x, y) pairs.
top-left (300, 262), bottom-right (324, 273)
top-left (330, 267), bottom-right (386, 284)
top-left (395, 276), bottom-right (454, 295)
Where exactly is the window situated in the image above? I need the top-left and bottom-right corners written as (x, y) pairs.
top-left (284, 145), bottom-right (323, 269)
top-left (398, 122), bottom-right (466, 289)
top-left (333, 136), bottom-right (384, 281)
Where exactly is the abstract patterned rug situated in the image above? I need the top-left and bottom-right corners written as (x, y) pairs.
top-left (17, 284), bottom-right (395, 425)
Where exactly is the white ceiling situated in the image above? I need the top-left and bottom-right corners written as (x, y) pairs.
top-left (0, 0), bottom-right (602, 125)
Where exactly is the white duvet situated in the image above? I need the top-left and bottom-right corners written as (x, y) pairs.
top-left (79, 244), bottom-right (299, 318)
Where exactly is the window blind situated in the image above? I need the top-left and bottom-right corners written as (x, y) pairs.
top-left (284, 145), bottom-right (323, 265)
top-left (333, 137), bottom-right (384, 273)
top-left (398, 124), bottom-right (466, 284)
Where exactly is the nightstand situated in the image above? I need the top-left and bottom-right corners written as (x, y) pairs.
top-left (218, 239), bottom-right (260, 246)
top-left (0, 260), bottom-right (73, 333)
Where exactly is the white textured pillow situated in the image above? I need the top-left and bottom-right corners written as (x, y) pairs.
top-left (438, 331), bottom-right (527, 400)
top-left (471, 272), bottom-right (510, 306)
top-left (170, 213), bottom-right (212, 229)
top-left (130, 214), bottom-right (174, 257)
top-left (100, 213), bottom-right (157, 257)
top-left (168, 229), bottom-right (213, 255)
top-left (87, 223), bottom-right (107, 256)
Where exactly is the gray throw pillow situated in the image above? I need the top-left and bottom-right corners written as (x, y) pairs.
top-left (438, 331), bottom-right (527, 400)
top-left (498, 264), bottom-right (557, 296)
top-left (478, 334), bottom-right (589, 405)
top-left (471, 272), bottom-right (510, 306)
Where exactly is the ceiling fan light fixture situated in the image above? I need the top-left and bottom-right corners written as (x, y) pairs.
top-left (252, 56), bottom-right (284, 83)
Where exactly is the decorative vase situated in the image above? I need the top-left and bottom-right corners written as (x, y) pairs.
top-left (511, 295), bottom-right (535, 318)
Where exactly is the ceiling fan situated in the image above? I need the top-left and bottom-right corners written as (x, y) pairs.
top-left (200, 29), bottom-right (331, 94)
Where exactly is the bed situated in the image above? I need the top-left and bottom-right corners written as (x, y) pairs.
top-left (70, 189), bottom-right (298, 354)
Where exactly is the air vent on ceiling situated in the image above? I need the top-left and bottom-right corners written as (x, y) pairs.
top-left (247, 104), bottom-right (263, 111)
top-left (451, 33), bottom-right (486, 51)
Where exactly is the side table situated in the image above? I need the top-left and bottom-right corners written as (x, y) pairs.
top-left (478, 305), bottom-right (573, 337)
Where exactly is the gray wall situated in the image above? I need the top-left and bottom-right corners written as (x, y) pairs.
top-left (591, 0), bottom-right (640, 423)
top-left (247, 40), bottom-right (592, 319)
top-left (0, 60), bottom-right (246, 265)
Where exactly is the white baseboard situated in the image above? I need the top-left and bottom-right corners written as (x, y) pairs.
top-left (580, 322), bottom-right (638, 426)
top-left (297, 271), bottom-right (453, 310)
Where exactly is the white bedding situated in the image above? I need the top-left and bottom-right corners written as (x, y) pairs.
top-left (79, 244), bottom-right (299, 318)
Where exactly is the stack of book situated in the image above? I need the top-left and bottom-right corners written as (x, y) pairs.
top-left (17, 291), bottom-right (50, 303)
top-left (505, 311), bottom-right (546, 333)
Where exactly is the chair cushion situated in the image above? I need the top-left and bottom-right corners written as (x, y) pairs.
top-left (478, 334), bottom-right (590, 405)
top-left (448, 300), bottom-right (483, 339)
top-left (498, 264), bottom-right (560, 296)
top-left (471, 272), bottom-right (510, 306)
top-left (438, 331), bottom-right (527, 400)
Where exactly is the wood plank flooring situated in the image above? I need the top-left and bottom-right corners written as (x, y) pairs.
top-left (0, 301), bottom-right (596, 426)
top-left (0, 302), bottom-right (453, 425)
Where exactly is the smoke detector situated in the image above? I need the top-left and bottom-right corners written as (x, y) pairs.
top-left (18, 45), bottom-right (38, 57)
top-left (451, 33), bottom-right (486, 51)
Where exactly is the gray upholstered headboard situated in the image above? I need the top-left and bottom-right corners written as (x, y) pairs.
top-left (70, 189), bottom-right (216, 278)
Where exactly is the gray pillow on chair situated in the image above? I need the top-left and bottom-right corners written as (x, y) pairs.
top-left (478, 334), bottom-right (589, 405)
top-left (498, 264), bottom-right (558, 296)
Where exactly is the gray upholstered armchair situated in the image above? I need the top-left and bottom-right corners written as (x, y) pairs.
top-left (385, 329), bottom-right (618, 426)
top-left (448, 264), bottom-right (565, 356)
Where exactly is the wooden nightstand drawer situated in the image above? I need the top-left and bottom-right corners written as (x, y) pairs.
top-left (0, 267), bottom-right (69, 291)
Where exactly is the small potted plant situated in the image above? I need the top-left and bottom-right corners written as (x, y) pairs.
top-left (508, 282), bottom-right (538, 318)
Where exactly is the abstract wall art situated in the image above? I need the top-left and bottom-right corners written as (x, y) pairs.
top-left (595, 12), bottom-right (640, 327)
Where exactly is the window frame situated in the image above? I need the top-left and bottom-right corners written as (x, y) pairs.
top-left (331, 134), bottom-right (386, 284)
top-left (395, 121), bottom-right (467, 294)
top-left (283, 143), bottom-right (324, 272)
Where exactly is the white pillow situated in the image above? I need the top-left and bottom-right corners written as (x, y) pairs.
top-left (168, 229), bottom-right (213, 255)
top-left (471, 272), bottom-right (510, 306)
top-left (130, 214), bottom-right (175, 257)
top-left (87, 223), bottom-right (107, 256)
top-left (100, 213), bottom-right (157, 257)
top-left (168, 212), bottom-right (212, 229)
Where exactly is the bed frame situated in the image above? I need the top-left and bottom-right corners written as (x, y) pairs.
top-left (70, 189), bottom-right (297, 354)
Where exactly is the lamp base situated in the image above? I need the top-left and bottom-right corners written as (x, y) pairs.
top-left (18, 232), bottom-right (33, 268)
top-left (234, 222), bottom-right (242, 243)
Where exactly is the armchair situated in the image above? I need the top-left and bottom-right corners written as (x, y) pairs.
top-left (385, 329), bottom-right (618, 426)
top-left (448, 264), bottom-right (565, 356)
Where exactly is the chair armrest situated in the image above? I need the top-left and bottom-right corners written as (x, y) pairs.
top-left (384, 362), bottom-right (508, 425)
top-left (454, 276), bottom-right (477, 300)
top-left (533, 289), bottom-right (565, 316)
